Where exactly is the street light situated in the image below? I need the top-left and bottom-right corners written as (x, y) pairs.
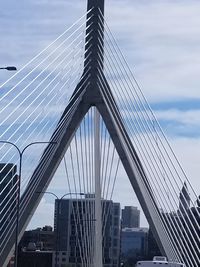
top-left (0, 66), bottom-right (17, 71)
top-left (0, 140), bottom-right (57, 267)
top-left (36, 191), bottom-right (85, 267)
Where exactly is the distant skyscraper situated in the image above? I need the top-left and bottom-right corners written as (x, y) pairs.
top-left (53, 196), bottom-right (121, 267)
top-left (0, 163), bottom-right (17, 240)
top-left (178, 181), bottom-right (190, 215)
top-left (122, 206), bottom-right (140, 228)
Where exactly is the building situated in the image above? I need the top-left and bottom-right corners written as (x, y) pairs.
top-left (178, 182), bottom-right (190, 216)
top-left (121, 227), bottom-right (163, 266)
top-left (19, 225), bottom-right (55, 251)
top-left (0, 163), bottom-right (17, 241)
top-left (122, 206), bottom-right (140, 228)
top-left (18, 251), bottom-right (52, 267)
top-left (182, 196), bottom-right (200, 266)
top-left (53, 196), bottom-right (121, 267)
top-left (121, 227), bottom-right (148, 265)
top-left (18, 226), bottom-right (55, 267)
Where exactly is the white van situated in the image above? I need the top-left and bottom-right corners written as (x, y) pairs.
top-left (135, 256), bottom-right (185, 267)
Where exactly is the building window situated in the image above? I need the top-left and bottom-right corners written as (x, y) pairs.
top-left (113, 238), bottom-right (118, 247)
top-left (113, 249), bottom-right (118, 257)
top-left (113, 228), bottom-right (118, 236)
top-left (114, 218), bottom-right (119, 226)
top-left (114, 207), bottom-right (119, 215)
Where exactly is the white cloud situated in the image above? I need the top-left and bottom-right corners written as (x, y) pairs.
top-left (170, 136), bottom-right (200, 192)
top-left (27, 197), bottom-right (54, 229)
top-left (155, 109), bottom-right (200, 126)
top-left (106, 0), bottom-right (200, 102)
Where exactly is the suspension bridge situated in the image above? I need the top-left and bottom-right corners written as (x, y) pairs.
top-left (0, 0), bottom-right (199, 266)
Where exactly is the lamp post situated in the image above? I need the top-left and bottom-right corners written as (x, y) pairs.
top-left (37, 191), bottom-right (85, 267)
top-left (0, 140), bottom-right (57, 267)
top-left (0, 66), bottom-right (17, 71)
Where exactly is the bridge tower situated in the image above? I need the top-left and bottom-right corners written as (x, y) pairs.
top-left (2, 0), bottom-right (195, 266)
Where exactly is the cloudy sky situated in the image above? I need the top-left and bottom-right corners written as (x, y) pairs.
top-left (1, 0), bottom-right (200, 228)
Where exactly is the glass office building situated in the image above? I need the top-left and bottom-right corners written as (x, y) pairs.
top-left (53, 196), bottom-right (121, 267)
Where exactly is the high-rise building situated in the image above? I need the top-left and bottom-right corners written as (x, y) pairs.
top-left (186, 196), bottom-right (200, 265)
top-left (0, 163), bottom-right (17, 241)
top-left (53, 196), bottom-right (121, 267)
top-left (178, 182), bottom-right (190, 215)
top-left (122, 206), bottom-right (140, 228)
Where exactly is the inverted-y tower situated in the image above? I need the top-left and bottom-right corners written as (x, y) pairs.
top-left (1, 1), bottom-right (172, 266)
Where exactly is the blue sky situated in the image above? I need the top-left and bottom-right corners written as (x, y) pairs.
top-left (1, 0), bottom-right (200, 228)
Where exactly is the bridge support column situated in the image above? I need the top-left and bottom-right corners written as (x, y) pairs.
top-left (94, 108), bottom-right (103, 267)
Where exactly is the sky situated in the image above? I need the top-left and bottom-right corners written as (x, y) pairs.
top-left (1, 0), bottom-right (200, 229)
